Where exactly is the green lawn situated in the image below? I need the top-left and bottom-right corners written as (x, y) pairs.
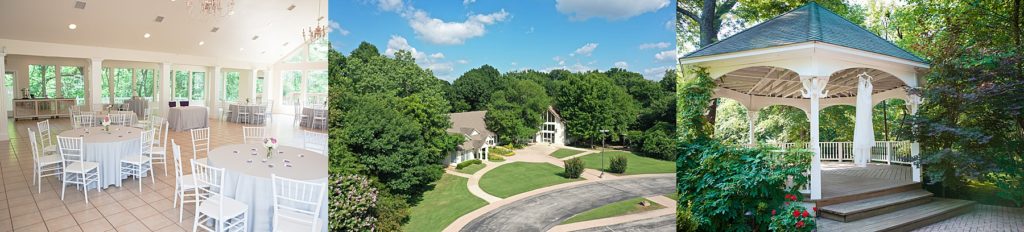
top-left (403, 174), bottom-right (488, 232)
top-left (561, 197), bottom-right (665, 224)
top-left (479, 162), bottom-right (579, 198)
top-left (578, 151), bottom-right (674, 175)
top-left (456, 163), bottom-right (486, 175)
top-left (550, 148), bottom-right (585, 158)
top-left (665, 193), bottom-right (681, 201)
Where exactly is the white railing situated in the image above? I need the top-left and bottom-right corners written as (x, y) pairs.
top-left (749, 141), bottom-right (912, 165)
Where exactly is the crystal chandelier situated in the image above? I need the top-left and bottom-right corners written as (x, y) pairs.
top-left (303, 0), bottom-right (327, 42)
top-left (187, 0), bottom-right (235, 18)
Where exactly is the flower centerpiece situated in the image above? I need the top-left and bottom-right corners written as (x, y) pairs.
top-left (264, 137), bottom-right (278, 159)
top-left (101, 116), bottom-right (111, 132)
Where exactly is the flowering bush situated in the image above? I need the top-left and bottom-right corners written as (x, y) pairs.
top-left (329, 174), bottom-right (378, 231)
top-left (768, 194), bottom-right (817, 232)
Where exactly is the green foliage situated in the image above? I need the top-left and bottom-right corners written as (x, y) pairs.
top-left (456, 159), bottom-right (483, 170)
top-left (488, 155), bottom-right (505, 162)
top-left (638, 123), bottom-right (678, 160)
top-left (484, 79), bottom-right (551, 146)
top-left (452, 64), bottom-right (503, 111)
top-left (678, 66), bottom-right (714, 142)
top-left (490, 146), bottom-right (514, 156)
top-left (677, 140), bottom-right (812, 231)
top-left (768, 194), bottom-right (817, 232)
top-left (608, 155), bottom-right (628, 173)
top-left (563, 157), bottom-right (585, 179)
top-left (555, 72), bottom-right (639, 144)
top-left (329, 174), bottom-right (379, 232)
top-left (677, 202), bottom-right (699, 232)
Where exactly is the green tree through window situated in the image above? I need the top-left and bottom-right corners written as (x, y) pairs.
top-left (135, 69), bottom-right (155, 100)
top-left (114, 68), bottom-right (133, 101)
top-left (28, 65), bottom-right (56, 98)
top-left (282, 71), bottom-right (302, 105)
top-left (225, 71), bottom-right (240, 101)
top-left (60, 66), bottom-right (85, 105)
top-left (191, 72), bottom-right (205, 101)
top-left (174, 71), bottom-right (190, 100)
top-left (101, 68), bottom-right (111, 103)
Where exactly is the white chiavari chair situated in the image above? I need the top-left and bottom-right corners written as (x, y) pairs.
top-left (147, 121), bottom-right (169, 176)
top-left (271, 174), bottom-right (326, 232)
top-left (73, 113), bottom-right (95, 129)
top-left (293, 104), bottom-right (308, 127)
top-left (29, 129), bottom-right (63, 193)
top-left (242, 126), bottom-right (267, 144)
top-left (171, 140), bottom-right (206, 222)
top-left (303, 130), bottom-right (328, 156)
top-left (191, 128), bottom-right (211, 159)
top-left (58, 136), bottom-right (100, 204)
top-left (37, 120), bottom-right (57, 154)
top-left (121, 129), bottom-right (155, 192)
top-left (311, 108), bottom-right (327, 130)
top-left (192, 160), bottom-right (248, 232)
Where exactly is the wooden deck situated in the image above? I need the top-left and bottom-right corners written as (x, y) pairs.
top-left (816, 162), bottom-right (915, 206)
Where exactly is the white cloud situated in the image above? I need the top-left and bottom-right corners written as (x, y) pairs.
top-left (665, 19), bottom-right (675, 30)
top-left (526, 27), bottom-right (535, 34)
top-left (639, 42), bottom-right (670, 50)
top-left (377, 0), bottom-right (404, 12)
top-left (642, 66), bottom-right (673, 80)
top-left (463, 0), bottom-right (476, 5)
top-left (407, 9), bottom-right (510, 45)
top-left (573, 43), bottom-right (599, 57)
top-left (614, 61), bottom-right (629, 69)
top-left (457, 59), bottom-right (469, 64)
top-left (511, 62), bottom-right (518, 66)
top-left (384, 35), bottom-right (455, 75)
top-left (329, 21), bottom-right (350, 36)
top-left (655, 50), bottom-right (676, 61)
top-left (553, 56), bottom-right (566, 65)
top-left (555, 0), bottom-right (669, 21)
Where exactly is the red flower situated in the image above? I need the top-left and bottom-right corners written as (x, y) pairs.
top-left (793, 209), bottom-right (800, 217)
top-left (796, 221), bottom-right (805, 228)
top-left (812, 207), bottom-right (818, 212)
top-left (785, 201), bottom-right (790, 206)
top-left (802, 210), bottom-right (810, 217)
top-left (771, 209), bottom-right (776, 215)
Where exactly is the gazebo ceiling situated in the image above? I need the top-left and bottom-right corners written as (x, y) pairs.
top-left (716, 66), bottom-right (905, 99)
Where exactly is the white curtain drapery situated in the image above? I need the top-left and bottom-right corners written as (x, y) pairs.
top-left (853, 73), bottom-right (875, 167)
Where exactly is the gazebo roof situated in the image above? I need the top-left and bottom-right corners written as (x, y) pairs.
top-left (682, 2), bottom-right (926, 64)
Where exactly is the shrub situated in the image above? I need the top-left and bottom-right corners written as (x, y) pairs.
top-left (768, 194), bottom-right (817, 232)
top-left (677, 140), bottom-right (813, 231)
top-left (330, 174), bottom-right (378, 231)
top-left (640, 125), bottom-right (677, 160)
top-left (456, 159), bottom-right (483, 169)
top-left (488, 155), bottom-right (505, 162)
top-left (491, 146), bottom-right (515, 156)
top-left (608, 155), bottom-right (628, 173)
top-left (563, 157), bottom-right (585, 178)
top-left (677, 202), bottom-right (699, 232)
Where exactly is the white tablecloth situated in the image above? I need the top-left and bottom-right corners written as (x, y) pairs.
top-left (124, 99), bottom-right (148, 118)
top-left (85, 111), bottom-right (138, 126)
top-left (227, 104), bottom-right (267, 124)
top-left (167, 106), bottom-right (208, 131)
top-left (58, 126), bottom-right (143, 189)
top-left (207, 144), bottom-right (328, 232)
top-left (299, 107), bottom-right (327, 128)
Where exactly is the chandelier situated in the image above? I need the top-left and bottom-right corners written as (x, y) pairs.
top-left (303, 0), bottom-right (327, 42)
top-left (187, 0), bottom-right (235, 18)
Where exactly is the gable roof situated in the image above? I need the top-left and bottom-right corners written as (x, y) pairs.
top-left (682, 2), bottom-right (926, 64)
top-left (448, 111), bottom-right (495, 150)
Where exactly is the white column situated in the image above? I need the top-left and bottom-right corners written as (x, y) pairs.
top-left (211, 66), bottom-right (222, 118)
top-left (249, 68), bottom-right (259, 100)
top-left (801, 76), bottom-right (828, 200)
top-left (0, 49), bottom-right (9, 141)
top-left (159, 63), bottom-right (172, 115)
top-left (747, 110), bottom-right (759, 145)
top-left (908, 94), bottom-right (922, 182)
top-left (88, 58), bottom-right (104, 111)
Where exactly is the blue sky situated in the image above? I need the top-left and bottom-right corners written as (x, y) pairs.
top-left (331, 0), bottom-right (676, 81)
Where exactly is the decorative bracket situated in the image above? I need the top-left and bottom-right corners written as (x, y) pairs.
top-left (801, 77), bottom-right (829, 99)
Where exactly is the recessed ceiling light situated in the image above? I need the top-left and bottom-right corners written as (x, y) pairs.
top-left (239, 48), bottom-right (245, 51)
top-left (68, 24), bottom-right (77, 30)
top-left (198, 41), bottom-right (205, 46)
top-left (287, 5), bottom-right (296, 11)
top-left (228, 11), bottom-right (235, 16)
top-left (73, 1), bottom-right (87, 10)
top-left (143, 33), bottom-right (151, 38)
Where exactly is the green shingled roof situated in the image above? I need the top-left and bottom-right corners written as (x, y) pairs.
top-left (682, 2), bottom-right (926, 64)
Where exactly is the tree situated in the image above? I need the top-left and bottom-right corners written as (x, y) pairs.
top-left (555, 72), bottom-right (639, 144)
top-left (485, 79), bottom-right (551, 146)
top-left (452, 65), bottom-right (503, 111)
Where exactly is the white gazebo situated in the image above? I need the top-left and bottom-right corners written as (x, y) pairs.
top-left (679, 2), bottom-right (928, 200)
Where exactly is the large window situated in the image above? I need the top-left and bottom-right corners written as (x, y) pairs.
top-left (224, 71), bottom-right (240, 102)
top-left (308, 38), bottom-right (329, 62)
top-left (113, 68), bottom-right (133, 102)
top-left (101, 68), bottom-right (111, 104)
top-left (191, 72), bottom-right (205, 101)
top-left (174, 71), bottom-right (190, 100)
top-left (306, 70), bottom-right (328, 104)
top-left (59, 66), bottom-right (85, 105)
top-left (135, 69), bottom-right (155, 101)
top-left (4, 72), bottom-right (12, 112)
top-left (28, 65), bottom-right (56, 98)
top-left (255, 76), bottom-right (264, 96)
top-left (281, 71), bottom-right (302, 105)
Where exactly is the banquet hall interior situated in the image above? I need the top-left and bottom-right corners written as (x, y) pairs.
top-left (0, 0), bottom-right (329, 231)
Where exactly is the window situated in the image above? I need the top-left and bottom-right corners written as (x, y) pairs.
top-left (135, 69), bottom-right (155, 101)
top-left (174, 71), bottom-right (190, 100)
top-left (224, 71), bottom-right (240, 102)
top-left (308, 38), bottom-right (328, 62)
top-left (285, 49), bottom-right (306, 63)
top-left (281, 71), bottom-right (302, 105)
top-left (28, 65), bottom-right (56, 98)
top-left (255, 77), bottom-right (264, 96)
top-left (59, 66), bottom-right (85, 105)
top-left (4, 72), bottom-right (13, 111)
top-left (306, 70), bottom-right (328, 104)
top-left (101, 68), bottom-right (111, 104)
top-left (114, 68), bottom-right (133, 102)
top-left (191, 72), bottom-right (205, 102)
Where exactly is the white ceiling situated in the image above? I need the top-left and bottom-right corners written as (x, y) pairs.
top-left (0, 0), bottom-right (327, 64)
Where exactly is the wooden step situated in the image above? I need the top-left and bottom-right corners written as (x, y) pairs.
top-left (818, 198), bottom-right (975, 232)
top-left (819, 189), bottom-right (933, 222)
top-left (814, 182), bottom-right (920, 207)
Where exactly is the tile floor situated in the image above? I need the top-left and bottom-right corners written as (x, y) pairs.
top-left (0, 114), bottom-right (322, 231)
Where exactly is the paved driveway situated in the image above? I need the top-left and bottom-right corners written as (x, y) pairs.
top-left (459, 175), bottom-right (675, 231)
top-left (571, 214), bottom-right (676, 232)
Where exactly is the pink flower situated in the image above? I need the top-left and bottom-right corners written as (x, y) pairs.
top-left (771, 209), bottom-right (776, 215)
top-left (796, 221), bottom-right (805, 228)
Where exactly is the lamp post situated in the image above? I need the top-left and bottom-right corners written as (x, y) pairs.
top-left (599, 129), bottom-right (609, 178)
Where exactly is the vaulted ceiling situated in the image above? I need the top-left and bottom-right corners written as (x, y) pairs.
top-left (717, 66), bottom-right (906, 99)
top-left (0, 0), bottom-right (326, 64)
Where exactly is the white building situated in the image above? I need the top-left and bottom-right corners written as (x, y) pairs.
top-left (535, 106), bottom-right (567, 146)
top-left (446, 111), bottom-right (496, 165)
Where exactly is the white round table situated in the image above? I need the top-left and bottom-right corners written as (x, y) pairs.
top-left (207, 144), bottom-right (328, 232)
top-left (227, 104), bottom-right (266, 124)
top-left (58, 126), bottom-right (143, 189)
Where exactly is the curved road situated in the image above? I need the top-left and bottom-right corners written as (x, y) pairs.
top-left (459, 175), bottom-right (675, 232)
top-left (573, 214), bottom-right (676, 232)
